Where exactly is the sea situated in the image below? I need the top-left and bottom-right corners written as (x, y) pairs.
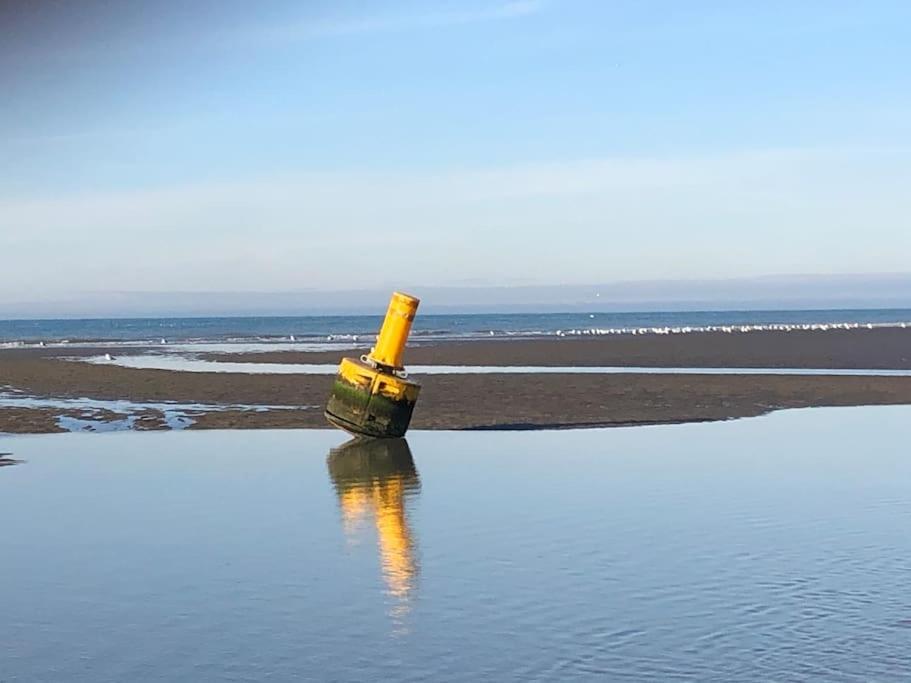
top-left (2, 406), bottom-right (911, 681)
top-left (2, 308), bottom-right (911, 346)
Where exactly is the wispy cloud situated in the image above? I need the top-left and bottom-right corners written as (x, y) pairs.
top-left (251, 1), bottom-right (545, 42)
top-left (3, 146), bottom-right (910, 294)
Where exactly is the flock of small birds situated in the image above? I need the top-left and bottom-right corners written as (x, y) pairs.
top-left (554, 321), bottom-right (909, 337)
top-left (7, 321), bottom-right (910, 350)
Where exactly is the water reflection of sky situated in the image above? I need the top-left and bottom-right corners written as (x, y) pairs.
top-left (0, 391), bottom-right (313, 432)
top-left (78, 353), bottom-right (911, 376)
top-left (3, 407), bottom-right (911, 680)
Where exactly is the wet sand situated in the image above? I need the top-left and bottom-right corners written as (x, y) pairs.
top-left (3, 328), bottom-right (911, 433)
top-left (202, 327), bottom-right (911, 369)
top-left (0, 453), bottom-right (23, 466)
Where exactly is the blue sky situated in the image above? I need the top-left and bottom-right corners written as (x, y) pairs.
top-left (1, 0), bottom-right (910, 304)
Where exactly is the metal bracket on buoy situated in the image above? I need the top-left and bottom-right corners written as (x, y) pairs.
top-left (325, 292), bottom-right (421, 438)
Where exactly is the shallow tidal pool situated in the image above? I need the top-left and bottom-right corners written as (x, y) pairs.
top-left (2, 407), bottom-right (911, 681)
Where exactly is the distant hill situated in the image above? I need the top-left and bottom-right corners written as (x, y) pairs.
top-left (2, 273), bottom-right (910, 319)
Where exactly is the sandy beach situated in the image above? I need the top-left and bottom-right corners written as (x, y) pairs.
top-left (201, 326), bottom-right (911, 369)
top-left (2, 327), bottom-right (911, 433)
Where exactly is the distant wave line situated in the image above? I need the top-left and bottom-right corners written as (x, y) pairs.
top-left (2, 320), bottom-right (910, 348)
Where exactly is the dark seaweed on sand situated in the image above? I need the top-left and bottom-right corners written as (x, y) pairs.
top-left (0, 453), bottom-right (23, 467)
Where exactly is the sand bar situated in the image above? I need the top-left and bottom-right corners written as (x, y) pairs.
top-left (2, 327), bottom-right (911, 433)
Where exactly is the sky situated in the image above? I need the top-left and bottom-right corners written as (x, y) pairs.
top-left (1, 0), bottom-right (910, 312)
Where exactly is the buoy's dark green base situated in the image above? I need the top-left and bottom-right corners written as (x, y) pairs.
top-left (325, 376), bottom-right (418, 439)
top-left (327, 438), bottom-right (418, 491)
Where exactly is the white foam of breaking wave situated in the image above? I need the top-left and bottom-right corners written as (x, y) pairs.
top-left (4, 320), bottom-right (909, 349)
top-left (78, 355), bottom-right (911, 377)
top-left (0, 339), bottom-right (364, 352)
top-left (166, 341), bottom-right (360, 353)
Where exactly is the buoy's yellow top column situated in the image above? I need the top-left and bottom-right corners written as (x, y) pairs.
top-left (368, 292), bottom-right (419, 371)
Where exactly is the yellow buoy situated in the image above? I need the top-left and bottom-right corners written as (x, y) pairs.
top-left (324, 292), bottom-right (421, 438)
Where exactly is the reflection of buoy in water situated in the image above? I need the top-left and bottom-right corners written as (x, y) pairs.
top-left (327, 438), bottom-right (420, 607)
top-left (325, 292), bottom-right (421, 438)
